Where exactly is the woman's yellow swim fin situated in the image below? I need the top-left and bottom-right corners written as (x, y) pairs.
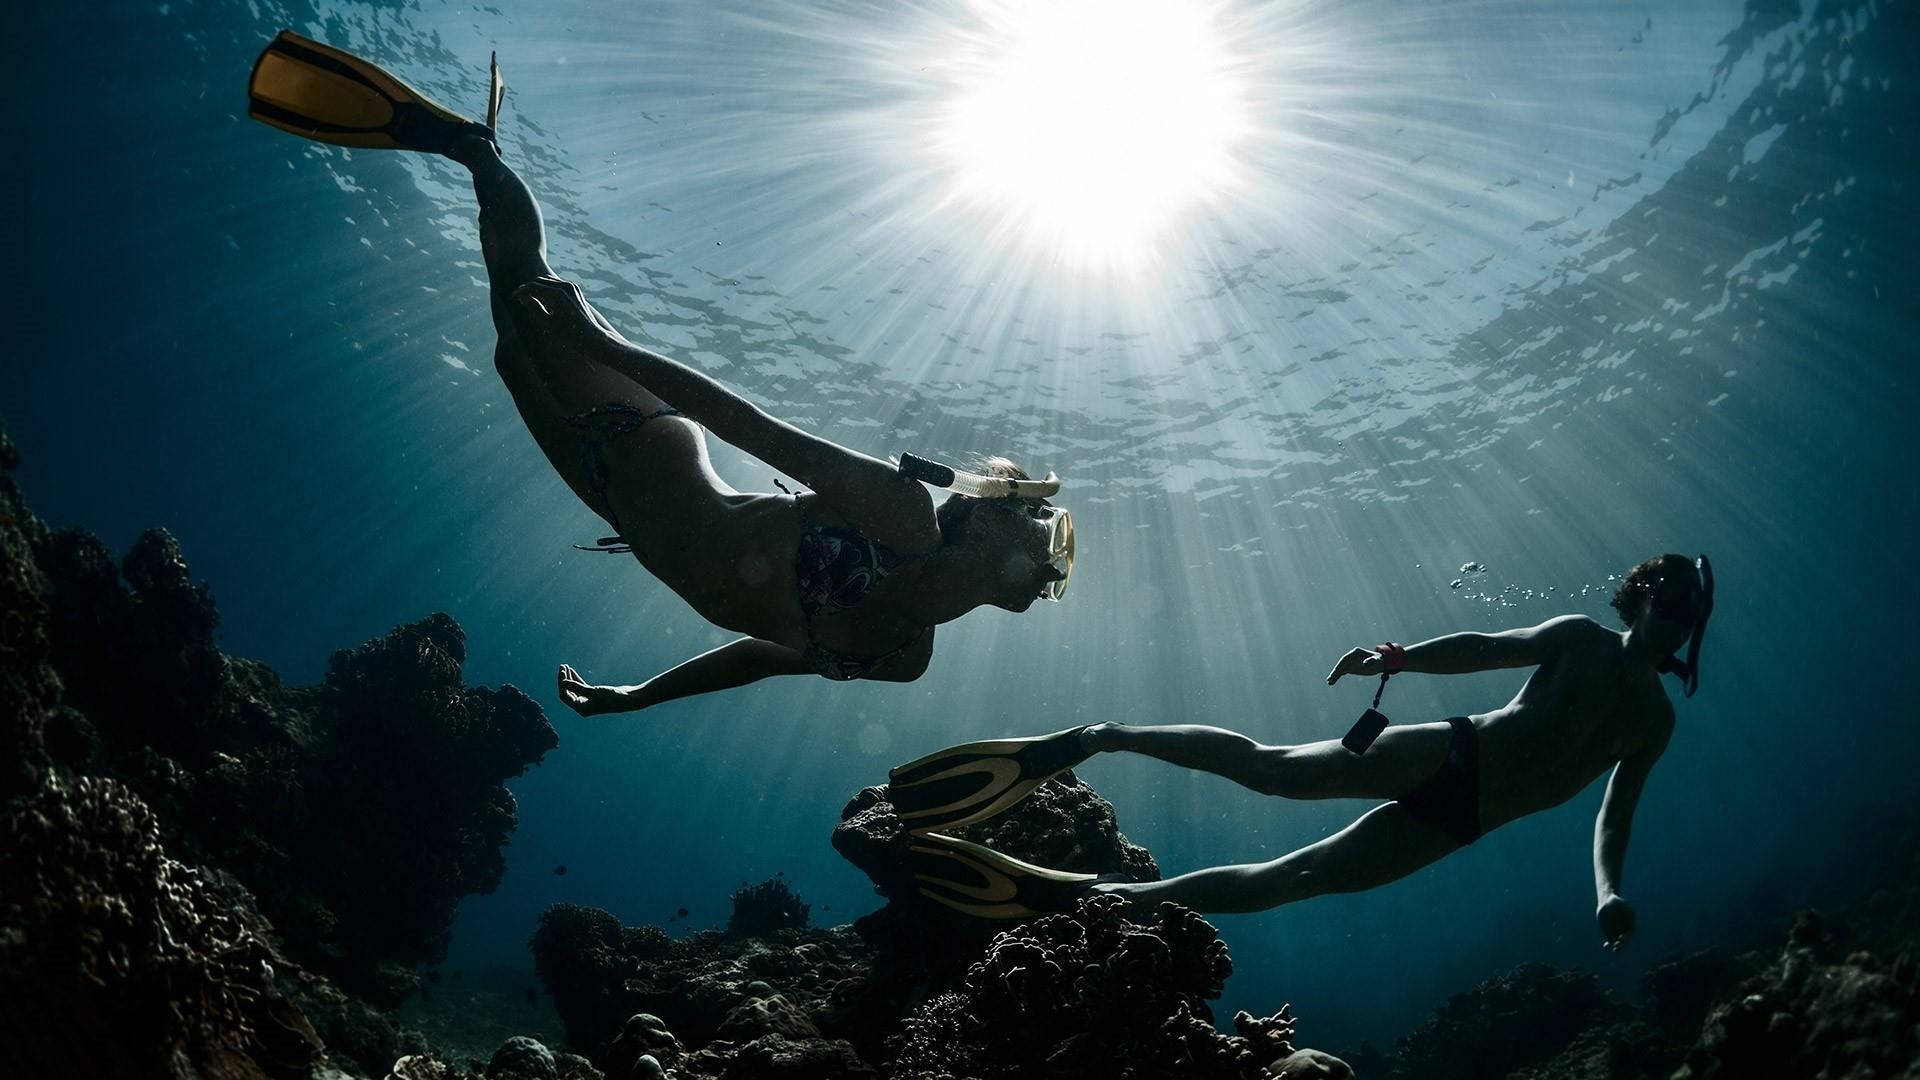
top-left (248, 30), bottom-right (497, 153)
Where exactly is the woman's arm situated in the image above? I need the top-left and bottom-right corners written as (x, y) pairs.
top-left (558, 639), bottom-right (814, 715)
top-left (1327, 615), bottom-right (1595, 682)
top-left (513, 279), bottom-right (939, 552)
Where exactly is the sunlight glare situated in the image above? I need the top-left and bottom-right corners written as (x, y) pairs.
top-left (937, 0), bottom-right (1250, 268)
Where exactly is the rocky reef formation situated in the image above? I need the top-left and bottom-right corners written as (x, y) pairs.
top-left (0, 772), bottom-right (322, 1078)
top-left (533, 883), bottom-right (1345, 1080)
top-left (0, 423), bottom-right (557, 1077)
top-left (531, 881), bottom-right (883, 1074)
top-left (532, 771), bottom-right (1354, 1079)
top-left (1369, 889), bottom-right (1920, 1080)
top-left (832, 768), bottom-right (1160, 987)
top-left (889, 894), bottom-right (1324, 1079)
top-left (25, 496), bottom-right (558, 1006)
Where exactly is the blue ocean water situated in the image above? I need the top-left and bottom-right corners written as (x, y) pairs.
top-left (7, 0), bottom-right (1916, 1054)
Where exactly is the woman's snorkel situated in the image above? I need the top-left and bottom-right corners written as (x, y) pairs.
top-left (898, 453), bottom-right (1061, 500)
top-left (901, 453), bottom-right (1074, 601)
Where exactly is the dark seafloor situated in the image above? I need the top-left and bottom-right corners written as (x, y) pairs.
top-left (4, 418), bottom-right (1918, 1078)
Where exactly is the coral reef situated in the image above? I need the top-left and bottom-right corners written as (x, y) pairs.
top-left (10, 441), bottom-right (558, 1006)
top-left (727, 877), bottom-right (811, 938)
top-left (1673, 911), bottom-right (1920, 1080)
top-left (833, 769), bottom-right (1160, 986)
top-left (0, 421), bottom-right (559, 1075)
top-left (385, 1035), bottom-right (603, 1080)
top-left (1390, 962), bottom-right (1625, 1080)
top-left (530, 895), bottom-right (876, 1063)
top-left (1375, 901), bottom-right (1920, 1080)
top-left (0, 773), bottom-right (322, 1078)
top-left (887, 894), bottom-right (1318, 1080)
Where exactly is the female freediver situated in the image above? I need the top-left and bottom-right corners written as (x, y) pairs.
top-left (247, 32), bottom-right (1075, 713)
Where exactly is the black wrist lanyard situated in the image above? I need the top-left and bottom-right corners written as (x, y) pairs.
top-left (1342, 672), bottom-right (1392, 755)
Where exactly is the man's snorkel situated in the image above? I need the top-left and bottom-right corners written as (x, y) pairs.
top-left (1655, 554), bottom-right (1715, 698)
top-left (897, 453), bottom-right (1061, 500)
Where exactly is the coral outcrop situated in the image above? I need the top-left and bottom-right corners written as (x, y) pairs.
top-left (887, 893), bottom-right (1312, 1079)
top-left (1390, 963), bottom-right (1625, 1080)
top-left (726, 876), bottom-right (812, 938)
top-left (12, 448), bottom-right (558, 1006)
top-left (530, 895), bottom-right (876, 1065)
top-left (833, 769), bottom-right (1160, 986)
top-left (0, 420), bottom-right (558, 1075)
top-left (1374, 901), bottom-right (1920, 1080)
top-left (0, 772), bottom-right (323, 1078)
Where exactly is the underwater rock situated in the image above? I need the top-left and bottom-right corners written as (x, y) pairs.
top-left (1672, 911), bottom-right (1920, 1080)
top-left (727, 877), bottom-right (812, 938)
top-left (0, 420), bottom-right (558, 1076)
top-left (0, 772), bottom-right (323, 1078)
top-left (604, 1013), bottom-right (684, 1078)
top-left (671, 1032), bottom-right (878, 1079)
top-left (888, 893), bottom-right (1321, 1079)
top-left (1389, 962), bottom-right (1625, 1080)
top-left (384, 1037), bottom-right (603, 1080)
top-left (833, 769), bottom-right (1159, 986)
top-left (0, 437), bottom-right (57, 802)
top-left (488, 1034), bottom-right (559, 1079)
top-left (3, 431), bottom-right (559, 1008)
top-left (1266, 1047), bottom-right (1355, 1079)
top-left (531, 895), bottom-right (874, 1065)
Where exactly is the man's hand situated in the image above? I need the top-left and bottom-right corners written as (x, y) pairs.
top-left (1597, 893), bottom-right (1636, 951)
top-left (1326, 647), bottom-right (1383, 685)
top-left (557, 663), bottom-right (630, 717)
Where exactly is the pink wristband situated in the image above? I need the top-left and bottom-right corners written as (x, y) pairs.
top-left (1376, 642), bottom-right (1407, 674)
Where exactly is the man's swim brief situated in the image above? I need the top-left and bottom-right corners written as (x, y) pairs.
top-left (1395, 716), bottom-right (1483, 846)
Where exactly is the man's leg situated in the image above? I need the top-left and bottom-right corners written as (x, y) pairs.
top-left (1083, 721), bottom-right (1453, 801)
top-left (1096, 803), bottom-right (1459, 914)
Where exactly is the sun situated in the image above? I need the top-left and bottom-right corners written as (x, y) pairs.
top-left (935, 0), bottom-right (1250, 268)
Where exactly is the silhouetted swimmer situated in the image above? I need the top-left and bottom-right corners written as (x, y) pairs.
top-left (894, 554), bottom-right (1713, 952)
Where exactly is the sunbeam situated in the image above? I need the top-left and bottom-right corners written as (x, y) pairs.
top-left (929, 0), bottom-right (1251, 269)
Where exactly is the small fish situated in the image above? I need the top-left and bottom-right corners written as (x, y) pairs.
top-left (1459, 561), bottom-right (1486, 575)
top-left (1450, 579), bottom-right (1463, 590)
top-left (553, 864), bottom-right (568, 876)
top-left (676, 907), bottom-right (689, 920)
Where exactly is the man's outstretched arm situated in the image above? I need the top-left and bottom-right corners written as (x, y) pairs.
top-left (1327, 614), bottom-right (1593, 683)
top-left (1593, 723), bottom-right (1671, 950)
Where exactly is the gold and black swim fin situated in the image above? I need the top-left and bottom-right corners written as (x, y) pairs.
top-left (887, 726), bottom-right (1090, 834)
top-left (248, 30), bottom-right (500, 153)
top-left (907, 832), bottom-right (1120, 920)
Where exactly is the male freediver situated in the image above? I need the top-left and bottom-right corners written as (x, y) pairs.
top-left (889, 553), bottom-right (1714, 952)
